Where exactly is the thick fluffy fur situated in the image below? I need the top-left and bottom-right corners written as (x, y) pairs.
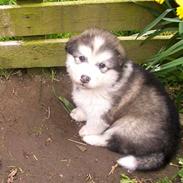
top-left (65, 28), bottom-right (180, 171)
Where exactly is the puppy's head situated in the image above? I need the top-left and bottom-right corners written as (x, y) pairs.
top-left (65, 28), bottom-right (126, 89)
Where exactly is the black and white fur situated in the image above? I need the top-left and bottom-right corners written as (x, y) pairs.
top-left (65, 28), bottom-right (180, 171)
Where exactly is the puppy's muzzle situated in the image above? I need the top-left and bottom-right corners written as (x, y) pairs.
top-left (80, 75), bottom-right (91, 84)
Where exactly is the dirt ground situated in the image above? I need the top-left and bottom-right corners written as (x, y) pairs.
top-left (0, 69), bottom-right (182, 183)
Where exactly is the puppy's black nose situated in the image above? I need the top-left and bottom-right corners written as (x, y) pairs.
top-left (80, 75), bottom-right (90, 84)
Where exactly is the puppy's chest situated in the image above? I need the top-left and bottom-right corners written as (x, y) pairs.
top-left (73, 88), bottom-right (112, 116)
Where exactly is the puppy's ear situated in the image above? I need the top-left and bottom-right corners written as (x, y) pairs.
top-left (117, 45), bottom-right (127, 67)
top-left (65, 37), bottom-right (78, 55)
top-left (118, 56), bottom-right (129, 69)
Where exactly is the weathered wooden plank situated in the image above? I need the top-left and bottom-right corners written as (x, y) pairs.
top-left (0, 36), bottom-right (169, 69)
top-left (0, 0), bottom-right (159, 36)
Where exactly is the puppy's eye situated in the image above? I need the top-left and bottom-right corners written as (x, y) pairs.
top-left (97, 63), bottom-right (108, 73)
top-left (74, 56), bottom-right (87, 64)
top-left (79, 56), bottom-right (87, 62)
top-left (98, 63), bottom-right (106, 69)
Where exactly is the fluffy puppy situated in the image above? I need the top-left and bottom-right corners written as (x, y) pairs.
top-left (65, 28), bottom-right (180, 171)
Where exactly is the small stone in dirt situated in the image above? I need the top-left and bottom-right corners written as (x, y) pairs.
top-left (59, 174), bottom-right (63, 178)
top-left (45, 137), bottom-right (53, 146)
top-left (7, 168), bottom-right (18, 183)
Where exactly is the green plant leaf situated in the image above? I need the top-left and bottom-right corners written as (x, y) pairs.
top-left (140, 30), bottom-right (162, 46)
top-left (179, 22), bottom-right (183, 35)
top-left (163, 32), bottom-right (179, 49)
top-left (120, 174), bottom-right (137, 183)
top-left (165, 0), bottom-right (173, 10)
top-left (58, 96), bottom-right (74, 113)
top-left (52, 86), bottom-right (74, 113)
top-left (153, 57), bottom-right (183, 72)
top-left (177, 168), bottom-right (183, 178)
top-left (137, 8), bottom-right (173, 38)
top-left (156, 177), bottom-right (172, 183)
top-left (141, 27), bottom-right (177, 44)
top-left (139, 28), bottom-right (176, 46)
top-left (148, 39), bottom-right (183, 64)
top-left (163, 18), bottom-right (182, 23)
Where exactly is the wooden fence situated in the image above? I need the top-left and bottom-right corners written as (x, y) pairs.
top-left (0, 0), bottom-right (168, 68)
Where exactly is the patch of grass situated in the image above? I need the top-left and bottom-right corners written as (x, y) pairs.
top-left (176, 158), bottom-right (183, 182)
top-left (41, 68), bottom-right (60, 81)
top-left (0, 69), bottom-right (13, 79)
top-left (113, 30), bottom-right (139, 37)
top-left (0, 0), bottom-right (16, 5)
top-left (45, 32), bottom-right (72, 39)
top-left (0, 36), bottom-right (16, 41)
top-left (156, 177), bottom-right (172, 183)
top-left (120, 174), bottom-right (137, 183)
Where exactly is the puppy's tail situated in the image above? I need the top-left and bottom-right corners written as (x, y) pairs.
top-left (117, 153), bottom-right (166, 171)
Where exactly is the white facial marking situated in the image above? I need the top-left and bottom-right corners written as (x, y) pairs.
top-left (117, 155), bottom-right (137, 171)
top-left (78, 45), bottom-right (92, 57)
top-left (96, 51), bottom-right (113, 64)
top-left (93, 36), bottom-right (105, 52)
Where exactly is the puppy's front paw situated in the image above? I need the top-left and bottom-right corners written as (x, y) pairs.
top-left (79, 125), bottom-right (92, 137)
top-left (79, 125), bottom-right (103, 137)
top-left (83, 135), bottom-right (98, 146)
top-left (70, 108), bottom-right (86, 122)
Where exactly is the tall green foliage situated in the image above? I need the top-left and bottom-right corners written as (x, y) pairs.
top-left (139, 0), bottom-right (183, 112)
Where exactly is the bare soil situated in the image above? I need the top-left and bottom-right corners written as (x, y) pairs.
top-left (0, 69), bottom-right (182, 183)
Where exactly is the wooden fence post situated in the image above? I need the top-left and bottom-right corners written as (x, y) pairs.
top-left (16, 0), bottom-right (44, 74)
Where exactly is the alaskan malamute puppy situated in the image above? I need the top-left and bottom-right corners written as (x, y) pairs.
top-left (65, 28), bottom-right (180, 171)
